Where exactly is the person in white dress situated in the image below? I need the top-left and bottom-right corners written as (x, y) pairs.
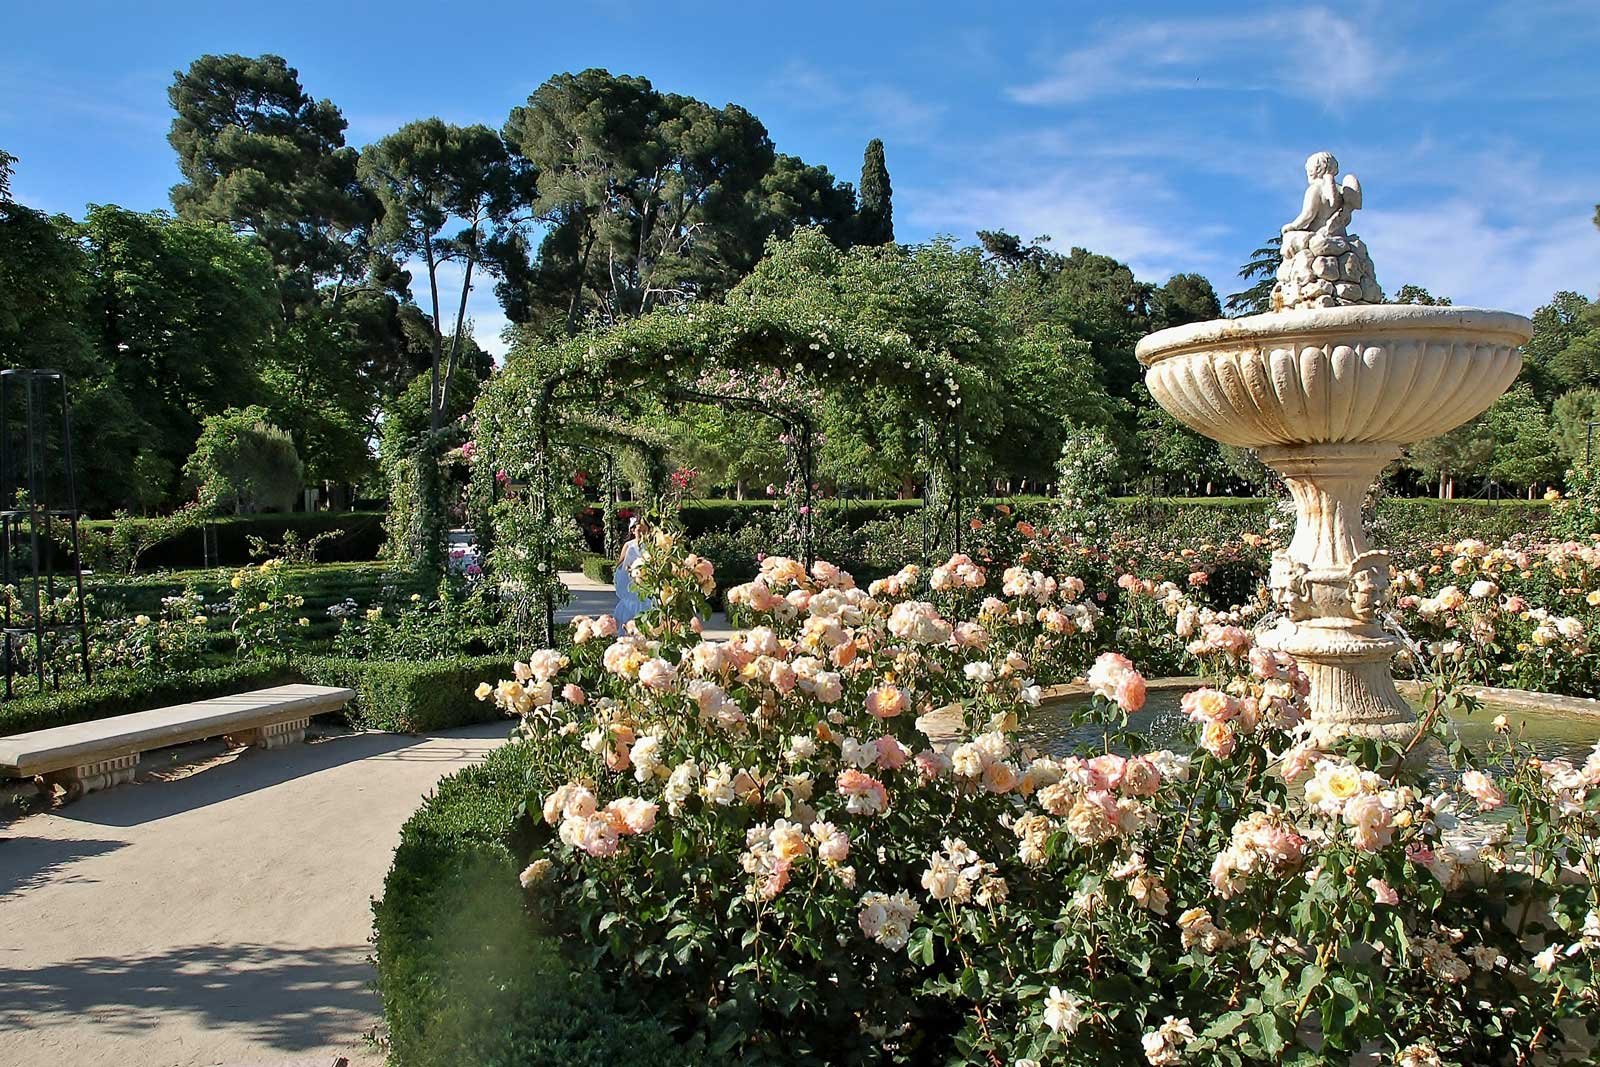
top-left (613, 517), bottom-right (656, 626)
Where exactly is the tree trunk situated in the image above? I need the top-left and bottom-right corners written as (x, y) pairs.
top-left (423, 237), bottom-right (444, 436)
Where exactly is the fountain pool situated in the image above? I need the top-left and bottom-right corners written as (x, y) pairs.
top-left (1020, 688), bottom-right (1600, 777)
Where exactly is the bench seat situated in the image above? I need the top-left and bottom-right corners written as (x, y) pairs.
top-left (0, 683), bottom-right (356, 799)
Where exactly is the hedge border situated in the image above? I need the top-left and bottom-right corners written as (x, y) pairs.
top-left (373, 741), bottom-right (690, 1066)
top-left (297, 654), bottom-right (511, 733)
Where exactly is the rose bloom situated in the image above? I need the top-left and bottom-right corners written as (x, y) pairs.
top-left (1087, 753), bottom-right (1127, 792)
top-left (1086, 651), bottom-right (1147, 713)
top-left (1342, 792), bottom-right (1393, 851)
top-left (1121, 756), bottom-right (1161, 797)
top-left (637, 657), bottom-right (678, 692)
top-left (875, 735), bottom-right (911, 770)
top-left (837, 768), bottom-right (889, 815)
top-left (603, 797), bottom-right (659, 835)
top-left (1368, 877), bottom-right (1399, 906)
top-left (811, 821), bottom-right (850, 865)
top-left (1199, 719), bottom-right (1238, 759)
top-left (982, 760), bottom-right (1021, 794)
top-left (865, 684), bottom-right (909, 719)
top-left (561, 683), bottom-right (587, 706)
top-left (1460, 769), bottom-right (1506, 810)
top-left (1181, 687), bottom-right (1236, 725)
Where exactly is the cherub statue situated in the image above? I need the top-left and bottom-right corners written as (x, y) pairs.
top-left (1281, 151), bottom-right (1363, 238)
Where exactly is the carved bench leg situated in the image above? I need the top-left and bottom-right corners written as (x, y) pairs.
top-left (41, 753), bottom-right (140, 801)
top-left (225, 717), bottom-right (310, 750)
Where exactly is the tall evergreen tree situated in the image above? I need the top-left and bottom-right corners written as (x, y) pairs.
top-left (167, 54), bottom-right (374, 302)
top-left (856, 138), bottom-right (894, 245)
top-left (1225, 236), bottom-right (1280, 316)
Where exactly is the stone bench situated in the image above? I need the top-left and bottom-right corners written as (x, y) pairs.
top-left (0, 683), bottom-right (356, 800)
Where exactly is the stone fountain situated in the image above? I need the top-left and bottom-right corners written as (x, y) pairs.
top-left (1135, 152), bottom-right (1534, 746)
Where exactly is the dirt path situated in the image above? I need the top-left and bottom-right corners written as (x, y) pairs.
top-left (0, 721), bottom-right (510, 1066)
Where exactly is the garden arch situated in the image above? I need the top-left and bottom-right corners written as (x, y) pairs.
top-left (475, 298), bottom-right (982, 641)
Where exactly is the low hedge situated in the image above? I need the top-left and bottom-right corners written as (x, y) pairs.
top-left (373, 741), bottom-right (690, 1066)
top-left (0, 659), bottom-right (301, 737)
top-left (297, 654), bottom-right (510, 733)
top-left (579, 554), bottom-right (616, 585)
top-left (78, 510), bottom-right (387, 571)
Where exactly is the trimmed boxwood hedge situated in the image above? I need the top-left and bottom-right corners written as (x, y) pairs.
top-left (0, 660), bottom-right (301, 737)
top-left (373, 740), bottom-right (690, 1066)
top-left (3, 654), bottom-right (514, 739)
top-left (579, 553), bottom-right (617, 584)
top-left (77, 510), bottom-right (387, 571)
top-left (296, 654), bottom-right (511, 733)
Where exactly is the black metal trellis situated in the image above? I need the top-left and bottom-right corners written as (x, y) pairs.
top-left (1, 369), bottom-right (92, 697)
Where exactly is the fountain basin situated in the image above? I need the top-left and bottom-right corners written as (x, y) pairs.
top-left (1135, 305), bottom-right (1530, 449)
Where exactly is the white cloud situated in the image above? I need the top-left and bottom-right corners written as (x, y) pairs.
top-left (1009, 8), bottom-right (1384, 106)
top-left (1361, 202), bottom-right (1599, 314)
top-left (769, 61), bottom-right (945, 142)
top-left (901, 163), bottom-right (1233, 284)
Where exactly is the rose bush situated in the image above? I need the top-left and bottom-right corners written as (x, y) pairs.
top-left (476, 529), bottom-right (1599, 1065)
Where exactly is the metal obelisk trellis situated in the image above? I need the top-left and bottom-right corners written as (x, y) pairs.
top-left (1, 369), bottom-right (92, 697)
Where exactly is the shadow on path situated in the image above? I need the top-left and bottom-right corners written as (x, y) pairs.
top-left (0, 940), bottom-right (375, 1051)
top-left (0, 835), bottom-right (125, 898)
top-left (59, 722), bottom-right (511, 829)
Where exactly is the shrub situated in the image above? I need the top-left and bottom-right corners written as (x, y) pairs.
top-left (475, 536), bottom-right (1600, 1065)
top-left (373, 741), bottom-right (690, 1067)
top-left (184, 405), bottom-right (304, 514)
top-left (76, 511), bottom-right (387, 571)
top-left (0, 659), bottom-right (299, 737)
top-left (297, 654), bottom-right (510, 732)
top-left (580, 554), bottom-right (616, 585)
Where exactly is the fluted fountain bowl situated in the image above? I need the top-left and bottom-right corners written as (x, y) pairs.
top-left (1135, 305), bottom-right (1531, 449)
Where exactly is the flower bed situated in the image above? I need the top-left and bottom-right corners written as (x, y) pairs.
top-left (410, 529), bottom-right (1599, 1066)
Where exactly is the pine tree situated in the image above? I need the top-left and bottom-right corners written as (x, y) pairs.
top-left (856, 139), bottom-right (893, 245)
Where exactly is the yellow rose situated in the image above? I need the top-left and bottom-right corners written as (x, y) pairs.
top-left (231, 576), bottom-right (243, 589)
top-left (1325, 764), bottom-right (1362, 800)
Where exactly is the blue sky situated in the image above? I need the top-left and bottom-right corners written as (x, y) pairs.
top-left (4, 0), bottom-right (1597, 357)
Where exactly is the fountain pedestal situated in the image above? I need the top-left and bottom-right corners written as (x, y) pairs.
top-left (1254, 442), bottom-right (1415, 743)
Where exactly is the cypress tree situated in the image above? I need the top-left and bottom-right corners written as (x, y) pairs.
top-left (856, 138), bottom-right (893, 245)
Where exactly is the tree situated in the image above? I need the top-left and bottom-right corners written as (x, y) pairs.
top-left (856, 139), bottom-right (893, 245)
top-left (1551, 388), bottom-right (1600, 467)
top-left (1523, 291), bottom-right (1593, 398)
top-left (167, 53), bottom-right (373, 301)
top-left (1408, 420), bottom-right (1494, 498)
top-left (1483, 384), bottom-right (1562, 493)
top-left (360, 119), bottom-right (533, 436)
top-left (988, 237), bottom-right (1155, 401)
top-left (0, 149), bottom-right (14, 201)
top-left (1225, 236), bottom-right (1280, 316)
top-left (78, 205), bottom-right (278, 491)
top-left (0, 166), bottom-right (148, 512)
top-left (1550, 298), bottom-right (1600, 392)
top-left (184, 406), bottom-right (304, 513)
top-left (1155, 273), bottom-right (1221, 329)
top-left (1392, 284), bottom-right (1451, 305)
top-left (498, 69), bottom-right (856, 334)
top-left (1136, 401), bottom-right (1231, 494)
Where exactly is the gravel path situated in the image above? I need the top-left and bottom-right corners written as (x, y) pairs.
top-left (0, 721), bottom-right (510, 1066)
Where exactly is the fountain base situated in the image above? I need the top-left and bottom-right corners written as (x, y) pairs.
top-left (1257, 619), bottom-right (1418, 745)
